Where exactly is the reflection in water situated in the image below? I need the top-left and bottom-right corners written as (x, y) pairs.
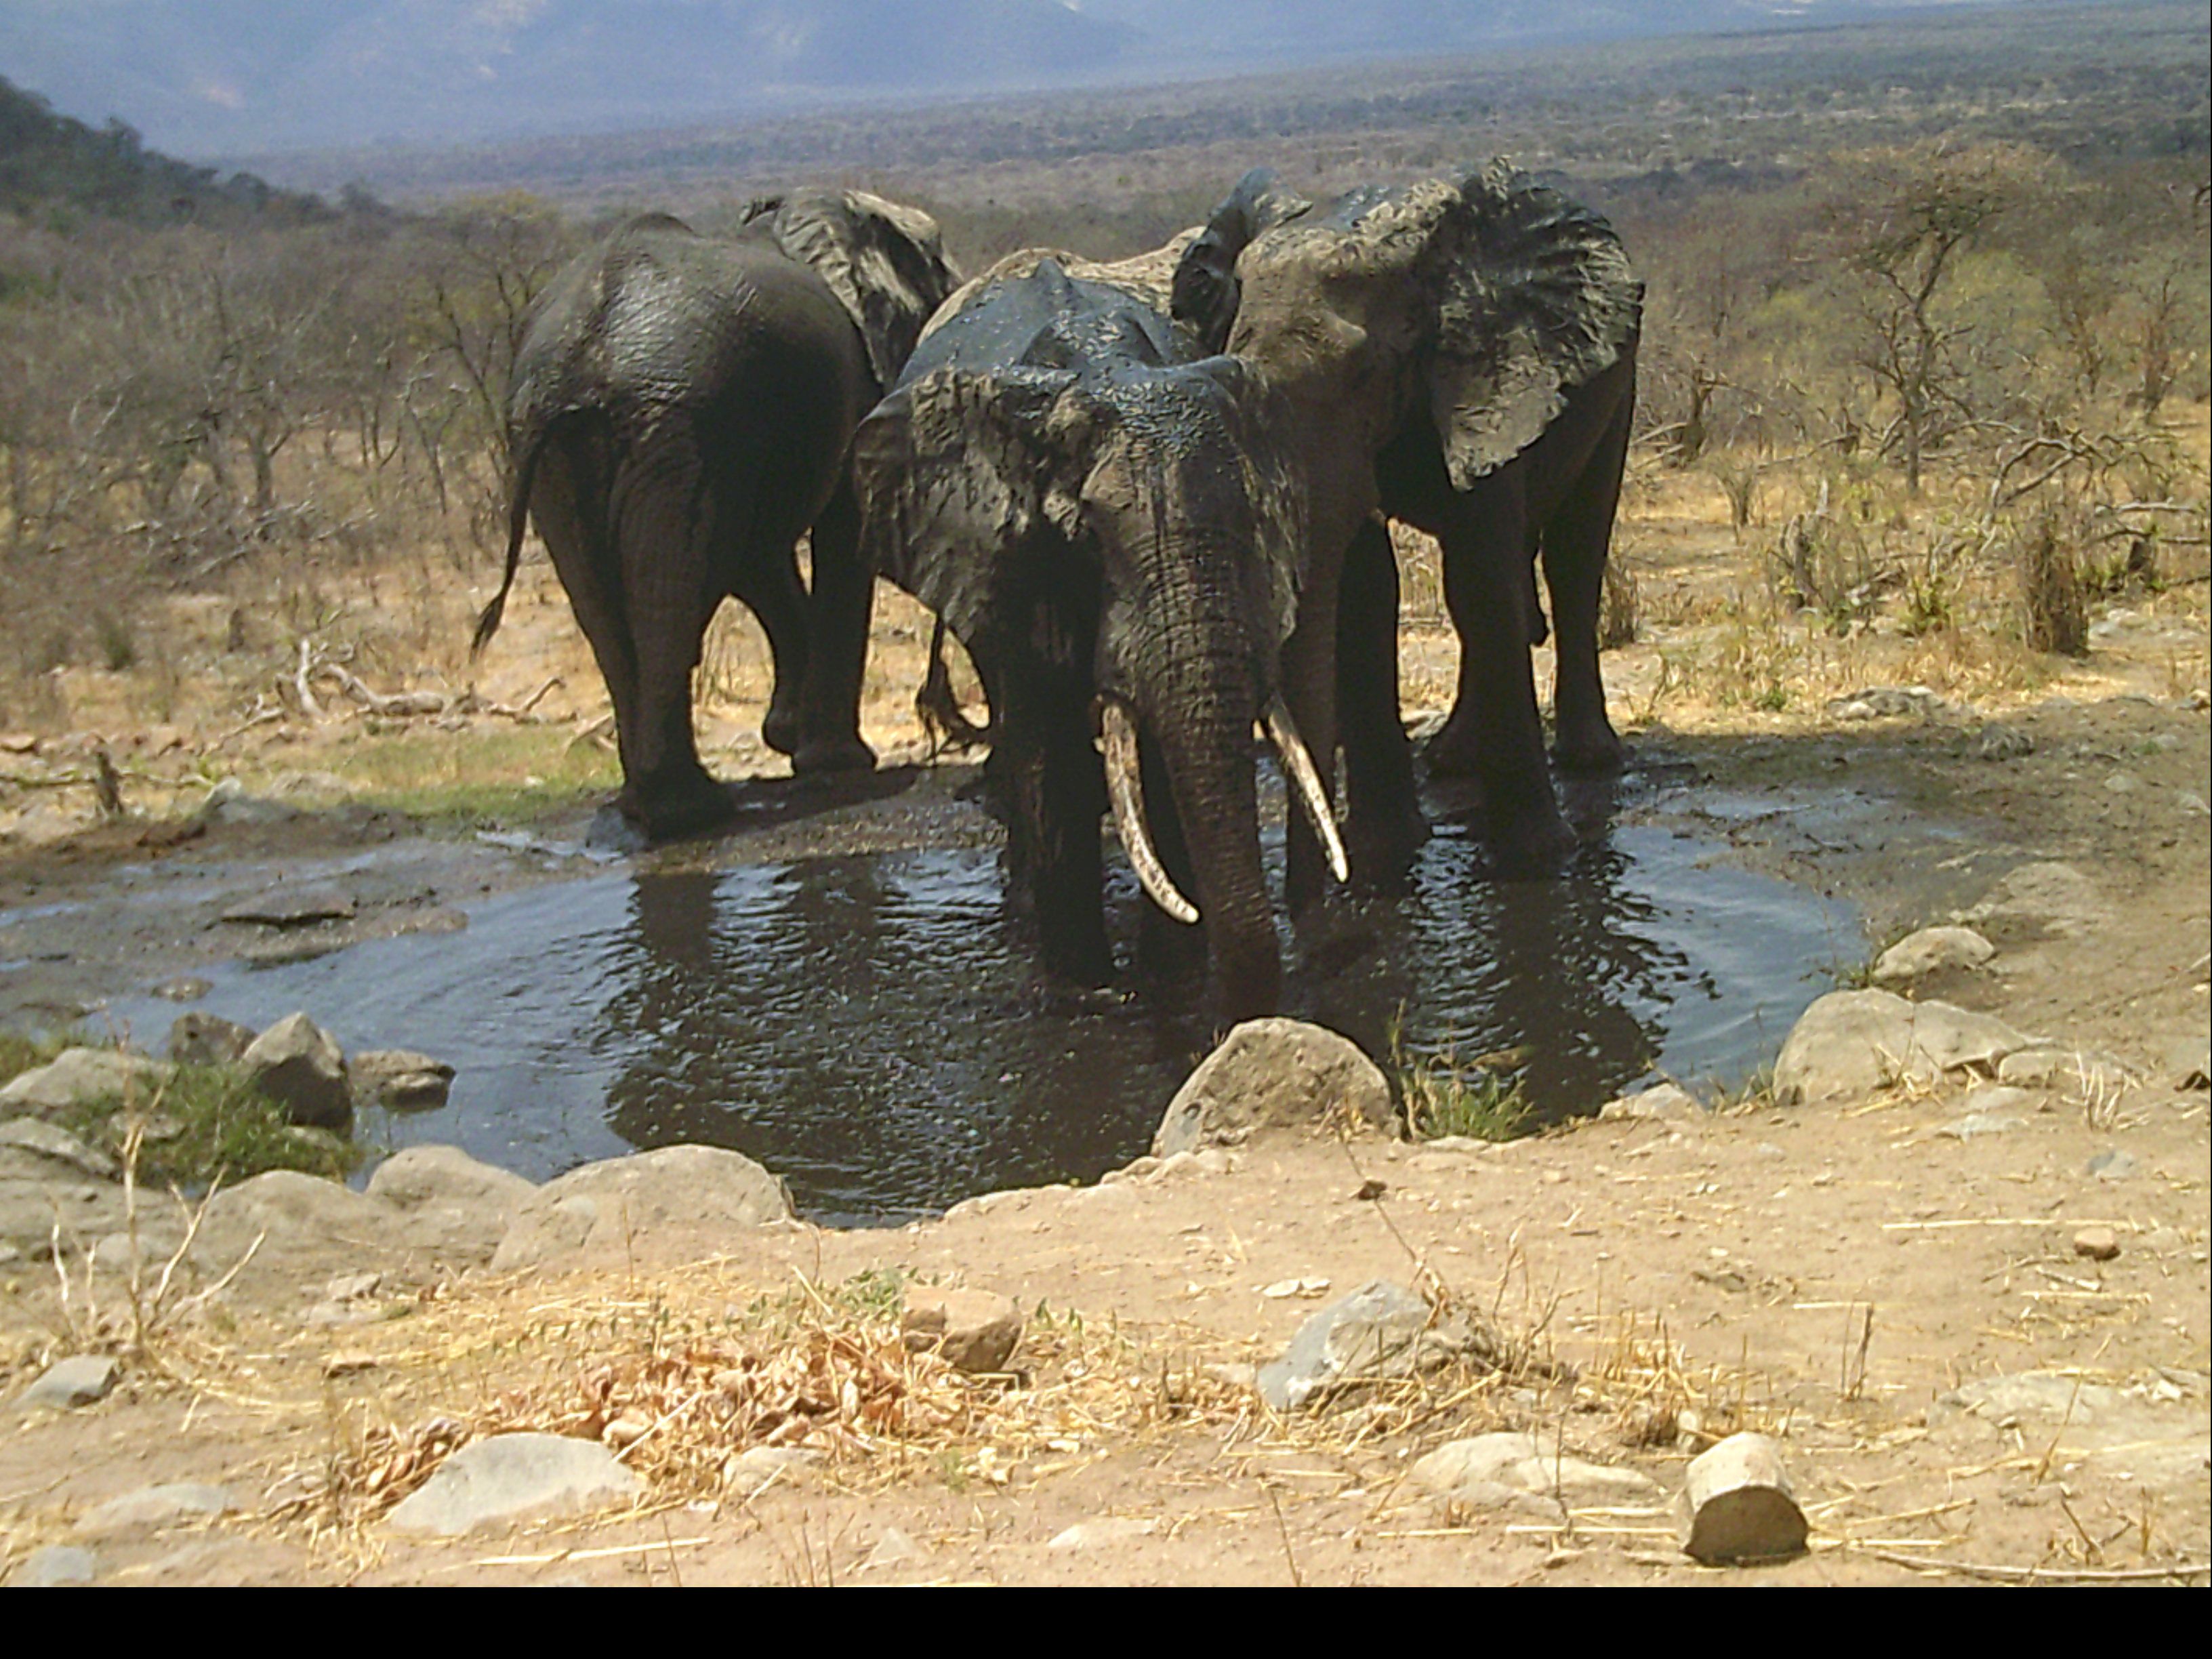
top-left (107, 790), bottom-right (1854, 1225)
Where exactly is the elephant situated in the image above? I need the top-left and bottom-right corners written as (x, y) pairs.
top-left (1172, 163), bottom-right (1643, 890)
top-left (850, 242), bottom-right (1342, 1021)
top-left (472, 192), bottom-right (958, 840)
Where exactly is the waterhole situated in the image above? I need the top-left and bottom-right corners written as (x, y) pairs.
top-left (111, 781), bottom-right (1856, 1225)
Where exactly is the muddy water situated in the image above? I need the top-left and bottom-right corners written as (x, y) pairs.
top-left (105, 771), bottom-right (1858, 1226)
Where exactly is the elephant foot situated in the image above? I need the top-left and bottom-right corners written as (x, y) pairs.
top-left (1488, 800), bottom-right (1578, 877)
top-left (1345, 805), bottom-right (1429, 894)
top-left (626, 777), bottom-right (738, 843)
top-left (1553, 723), bottom-right (1630, 776)
top-left (792, 734), bottom-right (878, 776)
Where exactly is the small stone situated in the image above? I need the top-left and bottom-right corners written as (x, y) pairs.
top-left (351, 1050), bottom-right (455, 1109)
top-left (901, 1286), bottom-right (1023, 1374)
top-left (83, 1482), bottom-right (234, 1533)
top-left (1047, 1517), bottom-right (1158, 1551)
top-left (7, 1544), bottom-right (98, 1586)
top-left (1261, 1276), bottom-right (1332, 1299)
top-left (167, 1012), bottom-right (256, 1067)
top-left (2073, 1227), bottom-right (2121, 1262)
top-left (0, 1118), bottom-right (119, 1181)
top-left (1256, 1279), bottom-right (1483, 1412)
top-left (18, 1353), bottom-right (119, 1411)
top-left (1598, 1083), bottom-right (1702, 1122)
top-left (323, 1351), bottom-right (379, 1378)
top-left (2087, 1149), bottom-right (2137, 1181)
top-left (1870, 926), bottom-right (1996, 985)
top-left (221, 884), bottom-right (356, 927)
top-left (148, 977), bottom-right (212, 1003)
top-left (1153, 1018), bottom-right (1394, 1157)
top-left (861, 1526), bottom-right (928, 1572)
top-left (240, 1012), bottom-right (350, 1132)
top-left (1683, 1433), bottom-right (1809, 1564)
top-left (1412, 1431), bottom-right (1657, 1509)
top-left (1973, 726), bottom-right (2034, 761)
top-left (384, 1433), bottom-right (643, 1536)
top-left (724, 1446), bottom-right (819, 1489)
top-left (1938, 1112), bottom-right (2026, 1140)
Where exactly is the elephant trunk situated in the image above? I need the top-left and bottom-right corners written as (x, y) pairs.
top-left (1116, 588), bottom-right (1281, 1024)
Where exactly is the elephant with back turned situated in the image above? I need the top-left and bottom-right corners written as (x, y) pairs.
top-left (474, 192), bottom-right (958, 840)
top-left (1172, 164), bottom-right (1643, 890)
top-left (851, 241), bottom-right (1341, 1021)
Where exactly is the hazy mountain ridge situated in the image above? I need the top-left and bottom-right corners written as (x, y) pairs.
top-left (0, 0), bottom-right (2081, 159)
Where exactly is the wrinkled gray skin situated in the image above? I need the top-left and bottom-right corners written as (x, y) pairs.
top-left (853, 257), bottom-right (1305, 1020)
top-left (476, 194), bottom-right (957, 840)
top-left (1175, 165), bottom-right (1643, 889)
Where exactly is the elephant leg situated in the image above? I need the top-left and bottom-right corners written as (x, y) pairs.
top-left (791, 471), bottom-right (877, 775)
top-left (1545, 394), bottom-right (1633, 775)
top-left (609, 443), bottom-right (729, 838)
top-left (996, 678), bottom-right (1110, 985)
top-left (1435, 491), bottom-right (1574, 867)
top-left (727, 537), bottom-right (812, 760)
top-left (1336, 516), bottom-right (1427, 886)
top-left (1280, 552), bottom-right (1342, 917)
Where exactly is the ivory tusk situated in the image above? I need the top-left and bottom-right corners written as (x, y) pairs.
top-left (1263, 695), bottom-right (1350, 884)
top-left (1099, 699), bottom-right (1201, 926)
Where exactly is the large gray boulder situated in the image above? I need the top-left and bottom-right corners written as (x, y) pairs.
top-left (1774, 989), bottom-right (2033, 1105)
top-left (0, 1049), bottom-right (172, 1119)
top-left (365, 1145), bottom-right (535, 1261)
top-left (1153, 1019), bottom-right (1395, 1158)
top-left (385, 1433), bottom-right (642, 1536)
top-left (490, 1145), bottom-right (793, 1272)
top-left (240, 1013), bottom-right (350, 1131)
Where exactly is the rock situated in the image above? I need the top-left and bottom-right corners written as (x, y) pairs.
top-left (1774, 990), bottom-right (2033, 1105)
top-left (2073, 1227), bottom-right (2120, 1261)
top-left (0, 1048), bottom-right (173, 1118)
top-left (149, 977), bottom-right (212, 1003)
top-left (1413, 1431), bottom-right (1658, 1510)
top-left (1153, 1018), bottom-right (1394, 1158)
top-left (1256, 1279), bottom-right (1485, 1412)
top-left (0, 1164), bottom-right (136, 1262)
top-left (0, 1118), bottom-right (118, 1181)
top-left (1870, 926), bottom-right (1995, 985)
top-left (1047, 1517), bottom-right (1158, 1551)
top-left (350, 1050), bottom-right (455, 1109)
top-left (1598, 1083), bottom-right (1702, 1123)
top-left (1972, 725), bottom-right (2034, 761)
top-left (167, 1012), bottom-right (257, 1067)
top-left (221, 884), bottom-right (354, 927)
top-left (239, 1013), bottom-right (350, 1131)
top-left (901, 1285), bottom-right (1023, 1374)
top-left (1683, 1433), bottom-right (1809, 1564)
top-left (861, 1526), bottom-right (928, 1572)
top-left (1965, 862), bottom-right (2111, 938)
top-left (2087, 1149), bottom-right (2137, 1181)
top-left (1938, 1111), bottom-right (2026, 1140)
top-left (192, 1169), bottom-right (413, 1288)
top-left (18, 1354), bottom-right (119, 1411)
top-left (725, 1446), bottom-right (820, 1489)
top-left (489, 1145), bottom-right (792, 1272)
top-left (1826, 685), bottom-right (1950, 721)
top-left (2160, 1033), bottom-right (2210, 1091)
top-left (364, 1145), bottom-right (535, 1259)
top-left (82, 1482), bottom-right (234, 1533)
top-left (1996, 1046), bottom-right (2135, 1098)
top-left (7, 1544), bottom-right (99, 1586)
top-left (384, 1433), bottom-right (643, 1536)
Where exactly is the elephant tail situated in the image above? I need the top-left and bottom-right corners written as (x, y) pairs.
top-left (472, 434), bottom-right (545, 657)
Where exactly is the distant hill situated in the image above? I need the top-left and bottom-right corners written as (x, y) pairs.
top-left (0, 73), bottom-right (328, 225)
top-left (0, 0), bottom-right (2108, 160)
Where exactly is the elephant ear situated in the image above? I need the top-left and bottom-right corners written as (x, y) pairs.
top-left (1429, 161), bottom-right (1643, 489)
top-left (753, 190), bottom-right (962, 390)
top-left (1171, 169), bottom-right (1313, 354)
top-left (851, 363), bottom-right (1086, 657)
top-left (1187, 355), bottom-right (1307, 647)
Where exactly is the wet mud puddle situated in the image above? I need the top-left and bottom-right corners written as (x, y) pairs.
top-left (107, 775), bottom-right (1860, 1226)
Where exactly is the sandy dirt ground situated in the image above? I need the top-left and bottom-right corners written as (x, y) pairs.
top-left (1, 489), bottom-right (2207, 1585)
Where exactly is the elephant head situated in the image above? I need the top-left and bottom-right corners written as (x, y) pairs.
top-left (738, 188), bottom-right (959, 394)
top-left (853, 259), bottom-right (1338, 1019)
top-left (1176, 163), bottom-right (1639, 488)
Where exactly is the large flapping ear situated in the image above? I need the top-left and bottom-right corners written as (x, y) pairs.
top-left (1171, 169), bottom-right (1313, 353)
top-left (1186, 355), bottom-right (1307, 648)
top-left (758, 190), bottom-right (962, 390)
top-left (1429, 160), bottom-right (1643, 489)
top-left (851, 363), bottom-right (1090, 660)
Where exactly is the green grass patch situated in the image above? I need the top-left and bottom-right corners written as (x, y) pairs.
top-left (1391, 1020), bottom-right (1536, 1143)
top-left (316, 725), bottom-right (620, 830)
top-left (56, 1061), bottom-right (360, 1190)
